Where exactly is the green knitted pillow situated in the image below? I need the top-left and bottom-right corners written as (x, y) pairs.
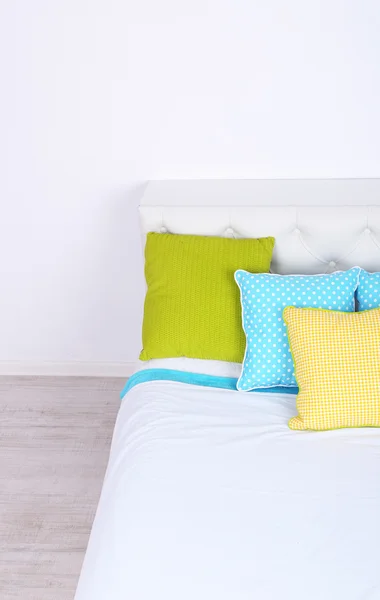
top-left (140, 233), bottom-right (275, 363)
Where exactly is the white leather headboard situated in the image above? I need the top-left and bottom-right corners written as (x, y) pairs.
top-left (139, 179), bottom-right (380, 275)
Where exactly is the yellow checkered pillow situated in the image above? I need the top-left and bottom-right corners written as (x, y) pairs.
top-left (283, 306), bottom-right (380, 431)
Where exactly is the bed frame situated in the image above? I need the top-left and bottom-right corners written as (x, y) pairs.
top-left (139, 179), bottom-right (380, 274)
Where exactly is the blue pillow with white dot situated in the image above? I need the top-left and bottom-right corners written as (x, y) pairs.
top-left (235, 267), bottom-right (361, 391)
top-left (357, 270), bottom-right (380, 311)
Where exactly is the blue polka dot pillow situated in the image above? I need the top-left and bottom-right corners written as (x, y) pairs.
top-left (357, 270), bottom-right (380, 311)
top-left (235, 267), bottom-right (360, 391)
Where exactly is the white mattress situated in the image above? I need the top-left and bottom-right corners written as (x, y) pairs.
top-left (75, 379), bottom-right (380, 600)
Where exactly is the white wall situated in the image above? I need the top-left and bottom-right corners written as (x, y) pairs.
top-left (0, 0), bottom-right (379, 373)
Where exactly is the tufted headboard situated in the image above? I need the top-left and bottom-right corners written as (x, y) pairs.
top-left (139, 179), bottom-right (380, 275)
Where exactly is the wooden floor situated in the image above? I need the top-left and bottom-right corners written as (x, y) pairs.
top-left (0, 376), bottom-right (123, 600)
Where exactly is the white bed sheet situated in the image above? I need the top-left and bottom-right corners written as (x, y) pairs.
top-left (134, 357), bottom-right (242, 377)
top-left (75, 379), bottom-right (380, 600)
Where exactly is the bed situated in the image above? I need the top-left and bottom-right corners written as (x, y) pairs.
top-left (75, 180), bottom-right (380, 600)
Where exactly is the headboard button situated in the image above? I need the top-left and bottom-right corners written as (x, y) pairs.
top-left (329, 261), bottom-right (336, 268)
top-left (160, 226), bottom-right (167, 233)
top-left (293, 228), bottom-right (301, 235)
top-left (365, 228), bottom-right (371, 235)
top-left (225, 227), bottom-right (235, 237)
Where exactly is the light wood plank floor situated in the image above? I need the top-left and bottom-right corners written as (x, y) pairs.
top-left (0, 376), bottom-right (123, 600)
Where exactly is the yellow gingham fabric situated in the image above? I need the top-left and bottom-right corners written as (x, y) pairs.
top-left (283, 306), bottom-right (380, 431)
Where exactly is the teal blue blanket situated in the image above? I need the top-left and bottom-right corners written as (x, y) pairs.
top-left (120, 369), bottom-right (298, 400)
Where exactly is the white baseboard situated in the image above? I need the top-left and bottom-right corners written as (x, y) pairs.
top-left (0, 361), bottom-right (136, 377)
